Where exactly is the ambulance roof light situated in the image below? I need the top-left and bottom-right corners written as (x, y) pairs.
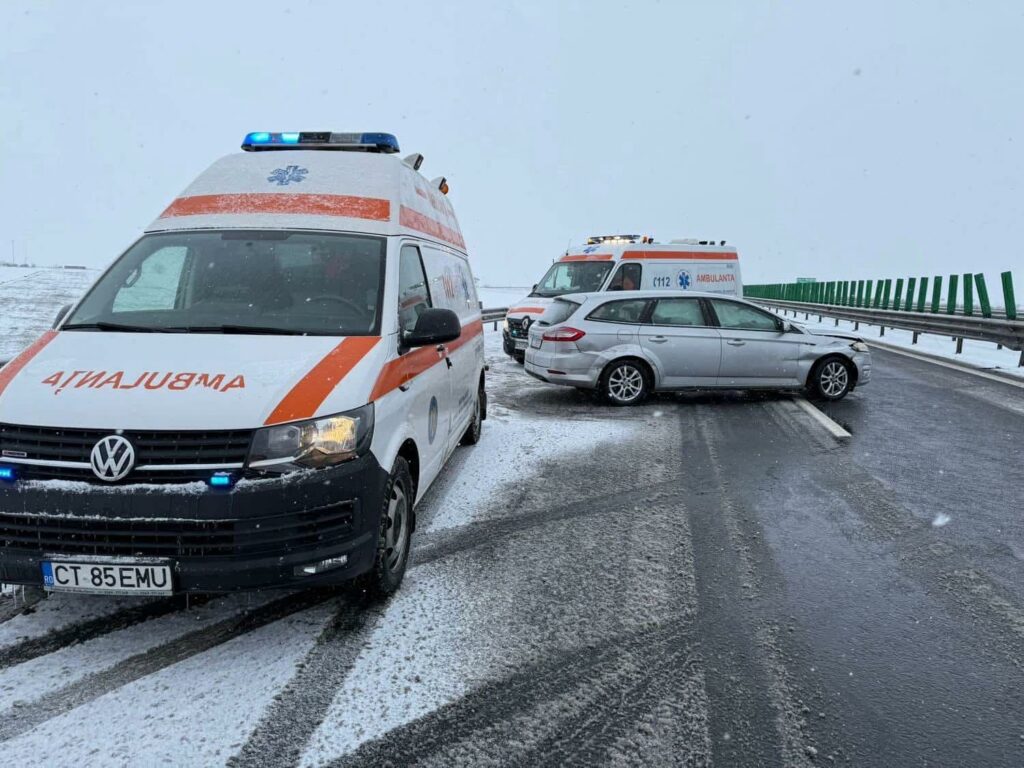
top-left (586, 234), bottom-right (642, 245)
top-left (241, 132), bottom-right (400, 153)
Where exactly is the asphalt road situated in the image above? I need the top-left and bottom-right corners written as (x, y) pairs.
top-left (1, 333), bottom-right (1022, 767)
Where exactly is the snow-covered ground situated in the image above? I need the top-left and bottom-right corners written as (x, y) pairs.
top-left (770, 307), bottom-right (1024, 379)
top-left (0, 266), bottom-right (99, 360)
top-left (478, 285), bottom-right (530, 309)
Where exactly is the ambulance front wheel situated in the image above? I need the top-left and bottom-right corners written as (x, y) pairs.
top-left (461, 381), bottom-right (485, 446)
top-left (513, 351), bottom-right (525, 364)
top-left (360, 457), bottom-right (413, 597)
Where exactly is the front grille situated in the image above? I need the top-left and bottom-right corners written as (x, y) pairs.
top-left (508, 318), bottom-right (531, 339)
top-left (0, 501), bottom-right (356, 558)
top-left (0, 424), bottom-right (253, 484)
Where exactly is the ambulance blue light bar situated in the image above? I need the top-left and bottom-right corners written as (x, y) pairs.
top-left (0, 466), bottom-right (16, 482)
top-left (242, 132), bottom-right (400, 154)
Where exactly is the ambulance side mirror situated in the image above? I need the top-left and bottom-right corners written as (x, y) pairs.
top-left (402, 308), bottom-right (461, 348)
top-left (53, 303), bottom-right (72, 328)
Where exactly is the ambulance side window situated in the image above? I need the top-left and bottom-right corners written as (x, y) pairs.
top-left (112, 246), bottom-right (187, 313)
top-left (398, 245), bottom-right (432, 332)
top-left (608, 262), bottom-right (641, 291)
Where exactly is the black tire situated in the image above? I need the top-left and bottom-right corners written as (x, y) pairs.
top-left (809, 356), bottom-right (854, 401)
top-left (360, 457), bottom-right (413, 597)
top-left (460, 382), bottom-right (484, 445)
top-left (513, 351), bottom-right (525, 365)
top-left (599, 359), bottom-right (651, 406)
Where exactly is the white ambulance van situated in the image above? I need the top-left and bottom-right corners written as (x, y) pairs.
top-left (503, 235), bottom-right (742, 361)
top-left (0, 131), bottom-right (485, 597)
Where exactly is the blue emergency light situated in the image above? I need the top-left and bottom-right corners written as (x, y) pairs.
top-left (208, 472), bottom-right (233, 488)
top-left (0, 465), bottom-right (16, 481)
top-left (242, 132), bottom-right (399, 154)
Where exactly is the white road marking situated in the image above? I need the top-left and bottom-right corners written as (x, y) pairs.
top-left (791, 396), bottom-right (851, 439)
top-left (865, 339), bottom-right (1024, 389)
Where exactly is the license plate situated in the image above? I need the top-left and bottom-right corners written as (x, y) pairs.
top-left (514, 339), bottom-right (528, 350)
top-left (530, 336), bottom-right (542, 349)
top-left (41, 559), bottom-right (173, 596)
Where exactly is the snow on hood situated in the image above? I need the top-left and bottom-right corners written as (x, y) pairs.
top-left (0, 331), bottom-right (384, 430)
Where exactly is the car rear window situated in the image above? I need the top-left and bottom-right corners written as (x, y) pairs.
top-left (542, 299), bottom-right (580, 325)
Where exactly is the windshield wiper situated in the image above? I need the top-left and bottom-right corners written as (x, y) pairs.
top-left (174, 325), bottom-right (310, 336)
top-left (61, 322), bottom-right (166, 333)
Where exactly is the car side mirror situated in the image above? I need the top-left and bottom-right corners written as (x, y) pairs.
top-left (402, 307), bottom-right (461, 348)
top-left (52, 303), bottom-right (72, 328)
top-left (782, 321), bottom-right (798, 333)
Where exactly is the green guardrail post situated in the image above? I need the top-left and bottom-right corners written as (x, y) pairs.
top-left (946, 274), bottom-right (958, 313)
top-left (916, 277), bottom-right (928, 312)
top-left (882, 279), bottom-right (892, 309)
top-left (904, 277), bottom-right (916, 311)
top-left (1001, 271), bottom-right (1016, 320)
top-left (855, 280), bottom-right (864, 307)
top-left (975, 273), bottom-right (992, 318)
top-left (963, 273), bottom-right (973, 315)
top-left (893, 278), bottom-right (904, 311)
top-left (827, 281), bottom-right (836, 304)
top-left (842, 281), bottom-right (850, 305)
top-left (865, 280), bottom-right (873, 307)
top-left (872, 279), bottom-right (883, 308)
top-left (931, 275), bottom-right (942, 313)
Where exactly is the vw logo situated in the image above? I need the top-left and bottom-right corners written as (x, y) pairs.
top-left (521, 315), bottom-right (532, 329)
top-left (90, 435), bottom-right (135, 482)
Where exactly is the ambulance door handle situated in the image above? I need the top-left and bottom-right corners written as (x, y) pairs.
top-left (647, 336), bottom-right (668, 344)
top-left (726, 339), bottom-right (746, 346)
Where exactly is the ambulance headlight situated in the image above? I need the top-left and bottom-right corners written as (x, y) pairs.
top-left (248, 404), bottom-right (374, 471)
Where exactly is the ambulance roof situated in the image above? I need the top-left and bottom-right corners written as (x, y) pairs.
top-left (146, 149), bottom-right (466, 253)
top-left (559, 242), bottom-right (738, 263)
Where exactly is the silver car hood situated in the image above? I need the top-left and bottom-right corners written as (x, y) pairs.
top-left (800, 327), bottom-right (863, 342)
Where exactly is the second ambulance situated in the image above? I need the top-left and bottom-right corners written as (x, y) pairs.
top-left (0, 131), bottom-right (485, 598)
top-left (503, 235), bottom-right (742, 361)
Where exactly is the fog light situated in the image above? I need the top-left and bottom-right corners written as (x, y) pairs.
top-left (294, 554), bottom-right (348, 576)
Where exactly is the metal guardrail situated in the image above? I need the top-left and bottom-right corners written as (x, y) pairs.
top-left (753, 298), bottom-right (1024, 364)
top-left (482, 307), bottom-right (509, 330)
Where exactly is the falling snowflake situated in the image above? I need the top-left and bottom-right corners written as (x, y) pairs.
top-left (932, 513), bottom-right (951, 527)
top-left (267, 165), bottom-right (308, 186)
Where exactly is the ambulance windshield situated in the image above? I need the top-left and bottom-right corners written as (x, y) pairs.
top-left (532, 261), bottom-right (613, 297)
top-left (64, 230), bottom-right (386, 336)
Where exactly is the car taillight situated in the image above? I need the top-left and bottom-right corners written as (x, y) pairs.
top-left (542, 327), bottom-right (586, 342)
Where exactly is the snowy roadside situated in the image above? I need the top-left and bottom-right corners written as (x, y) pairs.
top-left (769, 307), bottom-right (1024, 380)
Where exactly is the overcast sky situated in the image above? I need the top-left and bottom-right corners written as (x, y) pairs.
top-left (2, 1), bottom-right (1022, 287)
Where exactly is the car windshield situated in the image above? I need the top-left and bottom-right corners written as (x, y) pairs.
top-left (64, 230), bottom-right (385, 335)
top-left (531, 261), bottom-right (613, 297)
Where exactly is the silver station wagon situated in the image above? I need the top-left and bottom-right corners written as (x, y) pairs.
top-left (524, 290), bottom-right (871, 405)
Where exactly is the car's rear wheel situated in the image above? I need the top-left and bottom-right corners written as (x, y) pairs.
top-left (810, 356), bottom-right (854, 401)
top-left (600, 359), bottom-right (650, 406)
top-left (360, 457), bottom-right (413, 597)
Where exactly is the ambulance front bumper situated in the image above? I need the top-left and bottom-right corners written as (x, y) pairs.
top-left (0, 453), bottom-right (389, 593)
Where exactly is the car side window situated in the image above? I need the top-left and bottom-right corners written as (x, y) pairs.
top-left (398, 245), bottom-right (431, 332)
top-left (587, 299), bottom-right (650, 324)
top-left (608, 262), bottom-right (642, 291)
top-left (650, 298), bottom-right (706, 327)
top-left (710, 299), bottom-right (780, 331)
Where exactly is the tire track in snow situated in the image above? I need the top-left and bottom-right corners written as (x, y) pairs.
top-left (322, 623), bottom-right (704, 768)
top-left (0, 595), bottom-right (210, 670)
top-left (0, 588), bottom-right (338, 743)
top-left (228, 592), bottom-right (379, 768)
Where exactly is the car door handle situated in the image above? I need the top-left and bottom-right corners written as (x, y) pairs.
top-left (726, 339), bottom-right (746, 346)
top-left (647, 336), bottom-right (668, 343)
